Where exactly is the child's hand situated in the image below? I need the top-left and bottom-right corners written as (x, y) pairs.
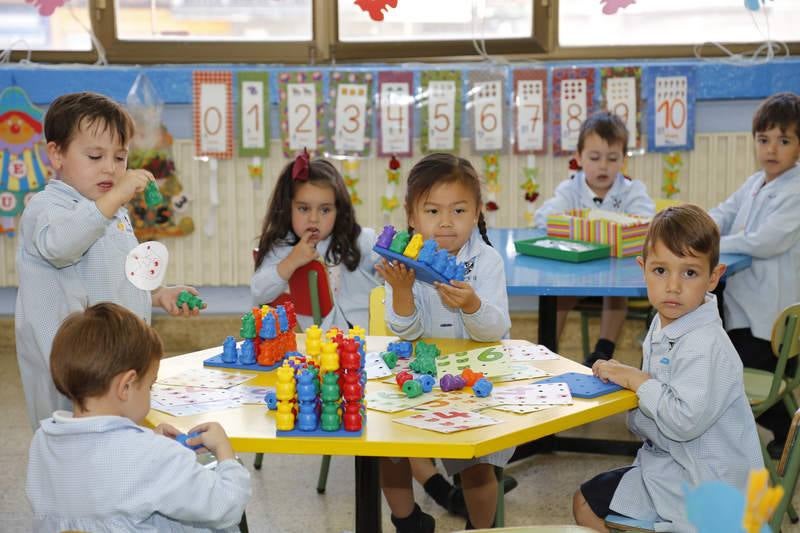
top-left (434, 280), bottom-right (481, 314)
top-left (284, 230), bottom-right (320, 272)
top-left (186, 421), bottom-right (235, 461)
top-left (153, 285), bottom-right (205, 317)
top-left (593, 359), bottom-right (650, 391)
top-left (154, 423), bottom-right (182, 439)
top-left (375, 259), bottom-right (415, 292)
top-left (96, 169), bottom-right (155, 218)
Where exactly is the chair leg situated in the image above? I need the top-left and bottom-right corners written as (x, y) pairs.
top-left (317, 455), bottom-right (332, 494)
top-left (239, 510), bottom-right (249, 533)
top-left (253, 452), bottom-right (264, 470)
top-left (494, 466), bottom-right (505, 528)
top-left (580, 312), bottom-right (591, 359)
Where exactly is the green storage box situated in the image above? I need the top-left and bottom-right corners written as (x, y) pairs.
top-left (514, 237), bottom-right (611, 263)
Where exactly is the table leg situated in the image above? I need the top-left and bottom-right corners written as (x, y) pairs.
top-left (355, 456), bottom-right (381, 533)
top-left (538, 295), bottom-right (558, 352)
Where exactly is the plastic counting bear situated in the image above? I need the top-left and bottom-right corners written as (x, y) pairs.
top-left (373, 225), bottom-right (466, 285)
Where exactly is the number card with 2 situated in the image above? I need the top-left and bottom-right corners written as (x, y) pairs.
top-left (646, 66), bottom-right (696, 152)
top-left (236, 71), bottom-right (270, 157)
top-left (378, 71), bottom-right (413, 157)
top-left (192, 71), bottom-right (233, 159)
top-left (552, 67), bottom-right (596, 156)
top-left (513, 68), bottom-right (548, 154)
top-left (279, 71), bottom-right (324, 157)
top-left (469, 71), bottom-right (505, 152)
top-left (420, 70), bottom-right (460, 153)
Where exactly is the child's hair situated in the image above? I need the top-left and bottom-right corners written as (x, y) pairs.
top-left (44, 92), bottom-right (134, 150)
top-left (50, 302), bottom-right (163, 411)
top-left (577, 111), bottom-right (628, 154)
top-left (255, 156), bottom-right (362, 271)
top-left (642, 204), bottom-right (720, 271)
top-left (752, 92), bottom-right (800, 138)
top-left (404, 152), bottom-right (492, 247)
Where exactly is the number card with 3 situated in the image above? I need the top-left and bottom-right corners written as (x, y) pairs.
top-left (378, 71), bottom-right (413, 157)
top-left (513, 69), bottom-right (548, 154)
top-left (552, 67), bottom-right (596, 155)
top-left (236, 71), bottom-right (269, 157)
top-left (601, 66), bottom-right (642, 150)
top-left (420, 70), bottom-right (460, 153)
top-left (192, 71), bottom-right (233, 159)
top-left (646, 66), bottom-right (696, 152)
top-left (328, 71), bottom-right (373, 156)
top-left (279, 71), bottom-right (324, 157)
top-left (469, 72), bottom-right (505, 152)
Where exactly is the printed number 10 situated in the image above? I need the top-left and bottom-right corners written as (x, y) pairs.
top-left (657, 98), bottom-right (686, 130)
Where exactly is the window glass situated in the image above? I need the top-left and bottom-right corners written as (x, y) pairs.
top-left (1, 0), bottom-right (91, 51)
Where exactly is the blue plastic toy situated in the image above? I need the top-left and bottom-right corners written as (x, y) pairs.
top-left (535, 372), bottom-right (623, 398)
top-left (239, 338), bottom-right (256, 365)
top-left (264, 390), bottom-right (278, 410)
top-left (221, 336), bottom-right (238, 364)
top-left (373, 226), bottom-right (465, 285)
top-left (176, 431), bottom-right (203, 450)
top-left (473, 377), bottom-right (493, 397)
top-left (387, 341), bottom-right (413, 359)
top-left (260, 313), bottom-right (277, 339)
top-left (276, 306), bottom-right (289, 332)
top-left (416, 374), bottom-right (436, 393)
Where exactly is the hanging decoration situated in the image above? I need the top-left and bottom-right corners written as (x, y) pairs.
top-left (0, 86), bottom-right (52, 236)
top-left (342, 158), bottom-right (363, 206)
top-left (552, 67), bottom-right (596, 156)
top-left (520, 155), bottom-right (540, 227)
top-left (646, 65), bottom-right (696, 153)
top-left (661, 152), bottom-right (683, 198)
top-left (512, 68), bottom-right (548, 155)
top-left (327, 71), bottom-right (373, 157)
top-left (600, 66), bottom-right (642, 150)
top-left (355, 0), bottom-right (399, 21)
top-left (25, 0), bottom-right (68, 16)
top-left (237, 71), bottom-right (270, 187)
top-left (279, 70), bottom-right (325, 158)
top-left (381, 155), bottom-right (401, 222)
top-left (601, 0), bottom-right (636, 15)
top-left (377, 71), bottom-right (413, 158)
top-left (483, 153), bottom-right (500, 227)
top-left (193, 71), bottom-right (233, 237)
top-left (468, 69), bottom-right (506, 154)
top-left (420, 70), bottom-right (460, 154)
top-left (127, 74), bottom-right (194, 239)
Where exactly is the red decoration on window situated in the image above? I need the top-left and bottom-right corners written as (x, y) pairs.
top-left (601, 0), bottom-right (636, 15)
top-left (354, 0), bottom-right (399, 21)
top-left (25, 0), bottom-right (67, 16)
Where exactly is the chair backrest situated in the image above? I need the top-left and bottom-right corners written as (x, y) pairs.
top-left (771, 303), bottom-right (800, 362)
top-left (369, 285), bottom-right (390, 336)
top-left (771, 408), bottom-right (800, 531)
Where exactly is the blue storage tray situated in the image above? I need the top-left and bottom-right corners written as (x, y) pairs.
top-left (535, 372), bottom-right (623, 398)
top-left (204, 352), bottom-right (285, 372)
top-left (373, 246), bottom-right (450, 285)
top-left (276, 422), bottom-right (364, 438)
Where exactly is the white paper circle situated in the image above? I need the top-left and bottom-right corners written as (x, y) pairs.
top-left (126, 241), bottom-right (169, 291)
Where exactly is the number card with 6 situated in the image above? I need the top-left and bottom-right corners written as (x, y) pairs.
top-left (469, 70), bottom-right (505, 153)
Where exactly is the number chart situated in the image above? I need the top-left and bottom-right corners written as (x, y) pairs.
top-left (421, 70), bottom-right (460, 153)
top-left (192, 71), bottom-right (233, 159)
top-left (513, 68), bottom-right (548, 154)
top-left (378, 71), bottom-right (414, 157)
top-left (552, 67), bottom-right (595, 156)
top-left (279, 71), bottom-right (324, 157)
top-left (601, 66), bottom-right (641, 150)
top-left (647, 66), bottom-right (696, 152)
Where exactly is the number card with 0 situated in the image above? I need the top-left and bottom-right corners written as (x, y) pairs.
top-left (420, 70), bottom-right (461, 153)
top-left (600, 66), bottom-right (642, 150)
top-left (646, 65), bottom-right (696, 152)
top-left (513, 68), bottom-right (548, 155)
top-left (378, 71), bottom-right (414, 158)
top-left (192, 71), bottom-right (233, 159)
top-left (327, 71), bottom-right (373, 157)
top-left (236, 71), bottom-right (270, 158)
top-left (279, 70), bottom-right (324, 157)
top-left (551, 67), bottom-right (596, 156)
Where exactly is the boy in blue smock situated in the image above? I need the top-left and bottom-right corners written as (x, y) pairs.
top-left (574, 205), bottom-right (762, 532)
top-left (709, 92), bottom-right (800, 458)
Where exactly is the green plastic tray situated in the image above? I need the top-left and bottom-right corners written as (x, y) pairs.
top-left (514, 237), bottom-right (611, 263)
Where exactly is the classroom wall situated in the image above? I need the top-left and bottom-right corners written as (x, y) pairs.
top-left (0, 132), bottom-right (757, 287)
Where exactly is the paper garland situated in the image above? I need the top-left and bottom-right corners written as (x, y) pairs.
top-left (520, 155), bottom-right (540, 227)
top-left (328, 71), bottom-right (373, 157)
top-left (279, 70), bottom-right (325, 157)
top-left (661, 152), bottom-right (683, 198)
top-left (342, 158), bottom-right (363, 206)
top-left (600, 66), bottom-right (642, 150)
top-left (420, 70), bottom-right (461, 154)
top-left (552, 67), bottom-right (596, 156)
top-left (381, 155), bottom-right (401, 219)
top-left (483, 153), bottom-right (500, 226)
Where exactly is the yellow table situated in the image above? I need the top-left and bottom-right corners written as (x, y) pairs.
top-left (147, 337), bottom-right (637, 533)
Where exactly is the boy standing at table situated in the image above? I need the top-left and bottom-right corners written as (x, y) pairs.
top-left (574, 205), bottom-right (762, 532)
top-left (709, 92), bottom-right (800, 458)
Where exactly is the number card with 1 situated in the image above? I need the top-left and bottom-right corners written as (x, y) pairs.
top-left (646, 66), bottom-right (696, 152)
top-left (378, 71), bottom-right (413, 157)
top-left (236, 71), bottom-right (270, 157)
top-left (551, 67), bottom-right (596, 156)
top-left (192, 71), bottom-right (233, 159)
top-left (279, 71), bottom-right (324, 157)
top-left (513, 69), bottom-right (548, 154)
top-left (468, 70), bottom-right (505, 153)
top-left (328, 71), bottom-right (373, 156)
top-left (601, 66), bottom-right (642, 150)
top-left (420, 70), bottom-right (460, 153)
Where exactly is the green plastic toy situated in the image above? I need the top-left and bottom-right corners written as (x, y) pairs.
top-left (144, 180), bottom-right (164, 208)
top-left (176, 290), bottom-right (204, 311)
top-left (381, 351), bottom-right (398, 369)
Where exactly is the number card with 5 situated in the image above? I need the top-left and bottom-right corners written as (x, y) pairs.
top-left (279, 71), bottom-right (324, 157)
top-left (468, 70), bottom-right (505, 153)
top-left (600, 66), bottom-right (642, 150)
top-left (513, 69), bottom-right (548, 154)
top-left (646, 66), bottom-right (696, 152)
top-left (192, 71), bottom-right (233, 159)
top-left (378, 71), bottom-right (413, 157)
top-left (328, 71), bottom-right (373, 156)
top-left (551, 67), bottom-right (596, 156)
top-left (420, 70), bottom-right (461, 153)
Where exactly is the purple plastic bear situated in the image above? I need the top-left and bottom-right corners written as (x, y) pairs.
top-left (440, 374), bottom-right (466, 392)
top-left (376, 225), bottom-right (396, 248)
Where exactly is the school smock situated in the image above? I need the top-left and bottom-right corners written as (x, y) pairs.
top-left (609, 295), bottom-right (763, 532)
top-left (385, 230), bottom-right (511, 342)
top-left (15, 179), bottom-right (151, 428)
top-left (533, 171), bottom-right (655, 227)
top-left (250, 226), bottom-right (380, 331)
top-left (27, 411), bottom-right (251, 532)
top-left (709, 164), bottom-right (800, 340)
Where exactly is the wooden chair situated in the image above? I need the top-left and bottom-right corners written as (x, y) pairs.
top-left (770, 407), bottom-right (800, 531)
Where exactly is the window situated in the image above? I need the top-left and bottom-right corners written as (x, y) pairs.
top-left (0, 0), bottom-right (91, 52)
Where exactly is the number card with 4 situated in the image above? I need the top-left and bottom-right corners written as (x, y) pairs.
top-left (601, 66), bottom-right (642, 150)
top-left (328, 71), bottom-right (373, 156)
top-left (513, 69), bottom-right (548, 154)
top-left (236, 71), bottom-right (270, 158)
top-left (552, 67), bottom-right (596, 156)
top-left (378, 71), bottom-right (414, 157)
top-left (646, 65), bottom-right (696, 152)
top-left (420, 70), bottom-right (460, 153)
top-left (192, 71), bottom-right (233, 159)
top-left (279, 71), bottom-right (324, 157)
top-left (468, 70), bottom-right (505, 153)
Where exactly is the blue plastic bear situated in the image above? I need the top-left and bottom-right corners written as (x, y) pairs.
top-left (260, 313), bottom-right (277, 340)
top-left (239, 338), bottom-right (256, 365)
top-left (264, 390), bottom-right (278, 410)
top-left (431, 250), bottom-right (449, 274)
top-left (276, 306), bottom-right (289, 333)
top-left (416, 374), bottom-right (436, 393)
top-left (221, 335), bottom-right (238, 363)
top-left (176, 431), bottom-right (203, 450)
top-left (473, 377), bottom-right (493, 397)
top-left (417, 239), bottom-right (438, 265)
